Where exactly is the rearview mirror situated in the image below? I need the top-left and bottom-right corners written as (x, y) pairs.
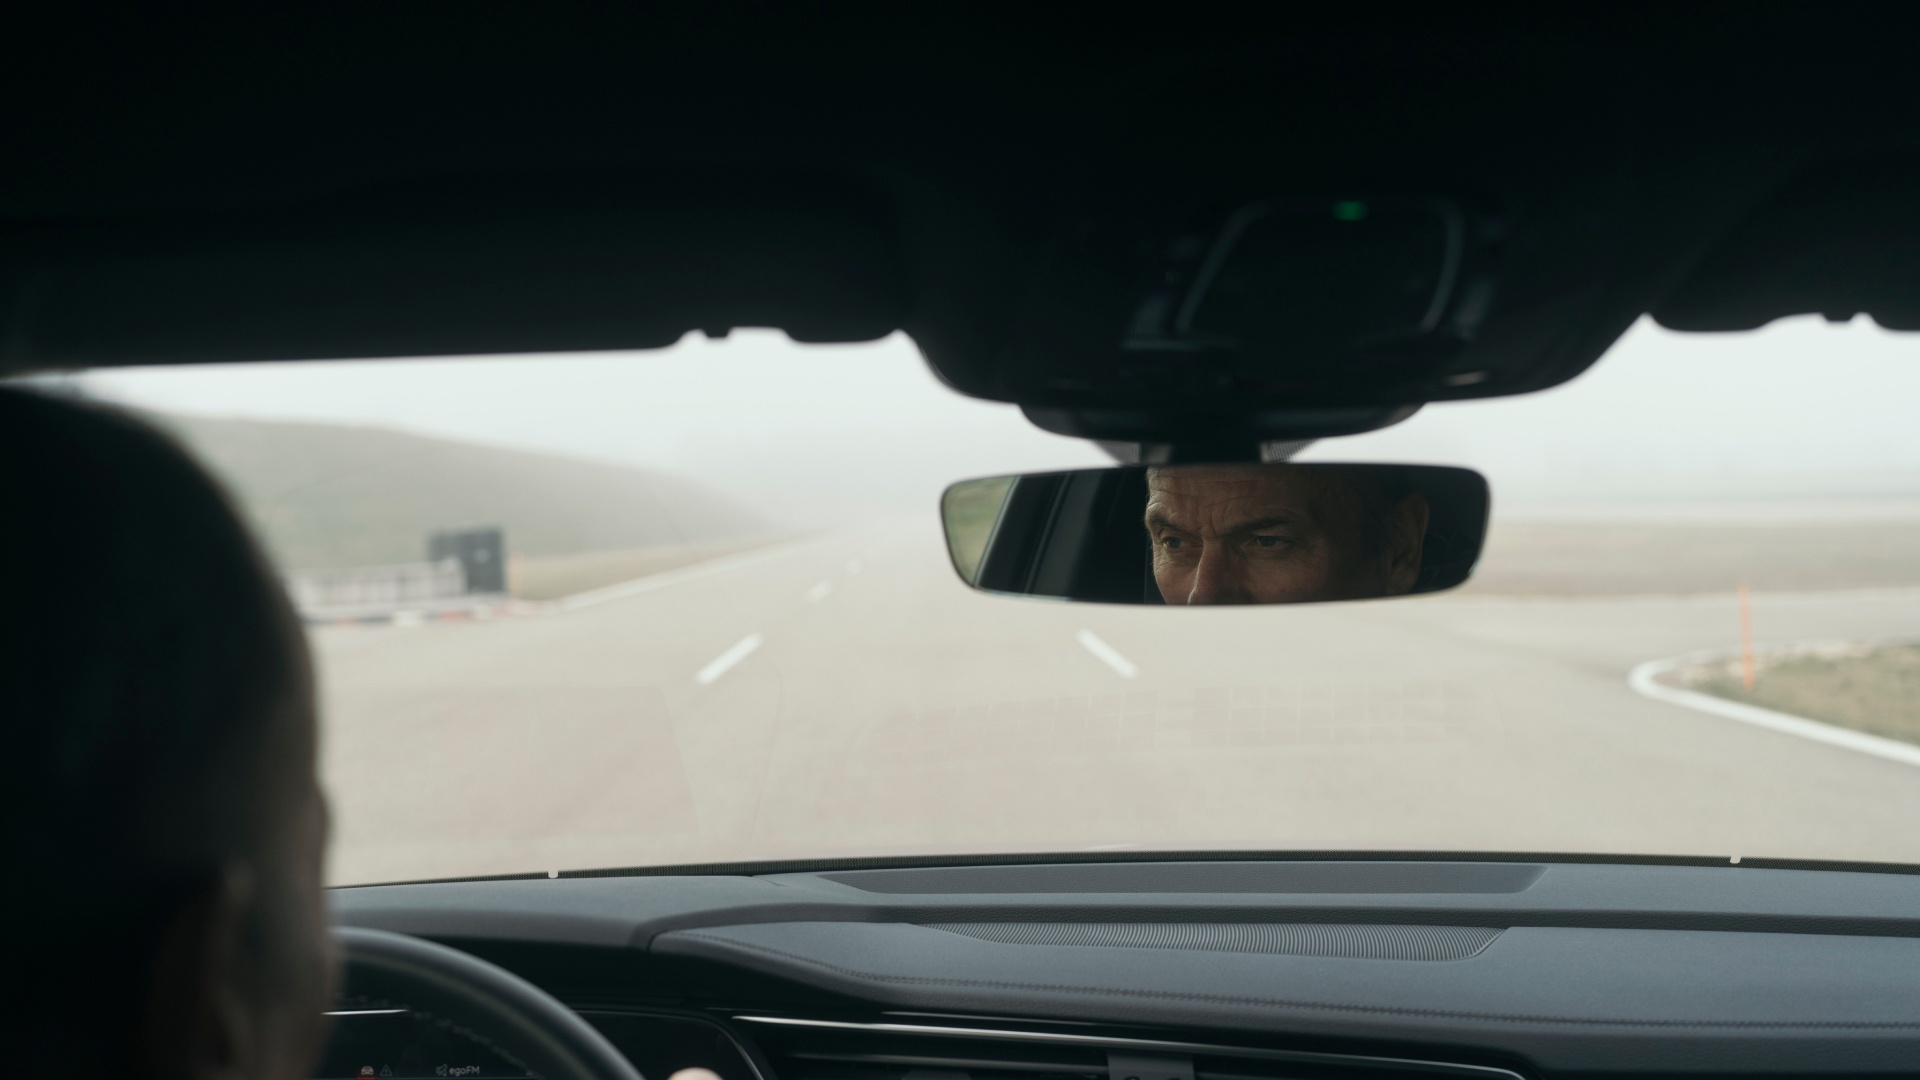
top-left (942, 463), bottom-right (1488, 605)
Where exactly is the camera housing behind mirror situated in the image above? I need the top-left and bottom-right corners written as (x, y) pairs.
top-left (942, 463), bottom-right (1489, 606)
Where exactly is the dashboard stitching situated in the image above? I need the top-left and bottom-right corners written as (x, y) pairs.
top-left (669, 931), bottom-right (1920, 1030)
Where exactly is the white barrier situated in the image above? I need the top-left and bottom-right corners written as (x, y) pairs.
top-left (287, 558), bottom-right (466, 611)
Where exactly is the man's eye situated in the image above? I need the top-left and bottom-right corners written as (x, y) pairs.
top-left (1252, 535), bottom-right (1286, 549)
top-left (1163, 537), bottom-right (1184, 550)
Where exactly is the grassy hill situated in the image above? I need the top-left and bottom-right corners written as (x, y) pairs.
top-left (149, 412), bottom-right (770, 572)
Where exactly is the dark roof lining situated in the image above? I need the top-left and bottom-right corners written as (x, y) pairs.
top-left (5, 8), bottom-right (1920, 428)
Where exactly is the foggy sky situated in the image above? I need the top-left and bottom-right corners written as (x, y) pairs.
top-left (71, 316), bottom-right (1920, 529)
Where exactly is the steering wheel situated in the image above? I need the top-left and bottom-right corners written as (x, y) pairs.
top-left (334, 926), bottom-right (645, 1080)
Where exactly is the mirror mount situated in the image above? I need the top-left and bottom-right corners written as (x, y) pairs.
top-left (1100, 439), bottom-right (1316, 465)
top-left (1026, 404), bottom-right (1422, 464)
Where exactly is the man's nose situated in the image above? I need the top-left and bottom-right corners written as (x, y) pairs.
top-left (1186, 544), bottom-right (1253, 605)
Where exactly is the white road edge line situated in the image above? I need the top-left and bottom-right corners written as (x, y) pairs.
top-left (696, 633), bottom-right (764, 685)
top-left (1628, 649), bottom-right (1920, 769)
top-left (1076, 629), bottom-right (1139, 679)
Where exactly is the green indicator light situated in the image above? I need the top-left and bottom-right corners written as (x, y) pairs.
top-left (1332, 200), bottom-right (1368, 221)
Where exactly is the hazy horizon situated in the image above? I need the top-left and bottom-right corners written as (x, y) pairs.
top-left (56, 314), bottom-right (1920, 530)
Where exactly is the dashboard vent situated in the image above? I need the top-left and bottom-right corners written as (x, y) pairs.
top-left (923, 923), bottom-right (1501, 961)
top-left (733, 1016), bottom-right (1525, 1080)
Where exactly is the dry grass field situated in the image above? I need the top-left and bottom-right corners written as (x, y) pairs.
top-left (1687, 644), bottom-right (1920, 745)
top-left (1464, 521), bottom-right (1920, 596)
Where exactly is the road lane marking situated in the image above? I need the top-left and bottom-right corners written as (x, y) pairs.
top-left (1076, 629), bottom-right (1138, 679)
top-left (1629, 647), bottom-right (1920, 769)
top-left (696, 633), bottom-right (764, 685)
top-left (805, 580), bottom-right (833, 603)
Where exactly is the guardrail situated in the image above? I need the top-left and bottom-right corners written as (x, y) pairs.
top-left (287, 558), bottom-right (466, 611)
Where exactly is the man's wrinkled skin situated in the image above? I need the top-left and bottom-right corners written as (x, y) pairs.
top-left (1145, 465), bottom-right (1429, 605)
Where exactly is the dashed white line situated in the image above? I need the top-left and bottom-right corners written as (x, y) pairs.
top-left (1076, 629), bottom-right (1138, 679)
top-left (695, 633), bottom-right (764, 685)
top-left (804, 580), bottom-right (833, 603)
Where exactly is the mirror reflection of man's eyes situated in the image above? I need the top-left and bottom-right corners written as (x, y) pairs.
top-left (1139, 464), bottom-right (1430, 606)
top-left (1154, 514), bottom-right (1306, 559)
top-left (1228, 517), bottom-right (1308, 552)
top-left (1148, 519), bottom-right (1201, 555)
top-left (1143, 467), bottom-right (1367, 606)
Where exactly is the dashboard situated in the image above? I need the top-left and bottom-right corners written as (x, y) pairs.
top-left (316, 1008), bottom-right (757, 1080)
top-left (328, 859), bottom-right (1920, 1079)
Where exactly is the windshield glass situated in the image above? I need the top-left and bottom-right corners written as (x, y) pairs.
top-left (37, 315), bottom-right (1920, 885)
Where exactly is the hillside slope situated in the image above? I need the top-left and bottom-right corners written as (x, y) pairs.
top-left (151, 412), bottom-right (769, 571)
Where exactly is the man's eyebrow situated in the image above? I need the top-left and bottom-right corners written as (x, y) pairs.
top-left (1222, 513), bottom-right (1307, 534)
top-left (1145, 512), bottom-right (1305, 533)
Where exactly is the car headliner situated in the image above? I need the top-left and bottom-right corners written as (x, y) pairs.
top-left (4, 6), bottom-right (1919, 423)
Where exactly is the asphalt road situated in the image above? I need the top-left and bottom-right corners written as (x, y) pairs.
top-left (315, 523), bottom-right (1920, 886)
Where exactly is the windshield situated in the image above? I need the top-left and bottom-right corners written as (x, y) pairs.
top-left (40, 315), bottom-right (1920, 885)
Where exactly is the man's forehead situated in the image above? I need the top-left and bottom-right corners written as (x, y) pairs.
top-left (1147, 466), bottom-right (1319, 498)
top-left (1145, 466), bottom-right (1329, 526)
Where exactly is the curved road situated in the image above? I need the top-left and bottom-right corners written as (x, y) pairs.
top-left (315, 523), bottom-right (1920, 885)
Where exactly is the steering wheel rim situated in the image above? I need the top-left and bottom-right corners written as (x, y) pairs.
top-left (334, 926), bottom-right (645, 1080)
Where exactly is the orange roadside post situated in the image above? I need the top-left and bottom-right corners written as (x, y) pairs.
top-left (1738, 581), bottom-right (1756, 690)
